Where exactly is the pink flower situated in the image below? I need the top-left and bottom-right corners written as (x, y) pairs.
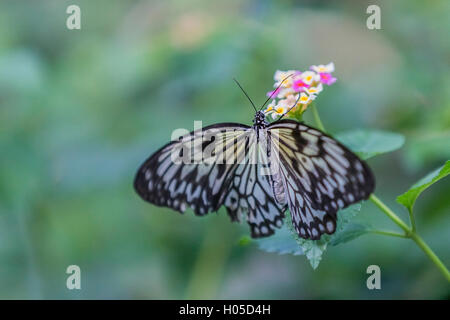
top-left (266, 87), bottom-right (281, 98)
top-left (319, 73), bottom-right (337, 85)
top-left (292, 79), bottom-right (310, 92)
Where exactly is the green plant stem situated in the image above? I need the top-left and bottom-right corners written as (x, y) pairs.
top-left (409, 233), bottom-right (450, 281)
top-left (371, 195), bottom-right (450, 281)
top-left (309, 106), bottom-right (450, 282)
top-left (369, 194), bottom-right (410, 234)
top-left (370, 229), bottom-right (408, 238)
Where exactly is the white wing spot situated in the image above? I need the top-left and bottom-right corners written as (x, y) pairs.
top-left (326, 220), bottom-right (334, 232)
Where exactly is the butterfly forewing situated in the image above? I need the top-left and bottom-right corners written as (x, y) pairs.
top-left (134, 123), bottom-right (250, 215)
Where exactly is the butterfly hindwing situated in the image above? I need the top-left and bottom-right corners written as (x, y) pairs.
top-left (268, 120), bottom-right (375, 240)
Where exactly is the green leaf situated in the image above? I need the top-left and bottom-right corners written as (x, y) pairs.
top-left (283, 210), bottom-right (327, 269)
top-left (329, 223), bottom-right (370, 246)
top-left (296, 204), bottom-right (364, 269)
top-left (297, 239), bottom-right (327, 269)
top-left (327, 204), bottom-right (369, 245)
top-left (257, 224), bottom-right (304, 256)
top-left (396, 160), bottom-right (450, 213)
top-left (257, 204), bottom-right (368, 269)
top-left (336, 129), bottom-right (405, 160)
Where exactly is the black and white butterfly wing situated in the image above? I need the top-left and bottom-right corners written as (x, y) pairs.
top-left (220, 130), bottom-right (286, 237)
top-left (267, 120), bottom-right (375, 240)
top-left (134, 123), bottom-right (250, 215)
top-left (134, 123), bottom-right (286, 237)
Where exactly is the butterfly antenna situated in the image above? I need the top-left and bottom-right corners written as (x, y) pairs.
top-left (277, 94), bottom-right (302, 121)
top-left (233, 78), bottom-right (257, 113)
top-left (259, 73), bottom-right (294, 111)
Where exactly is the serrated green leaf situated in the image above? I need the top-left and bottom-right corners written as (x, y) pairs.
top-left (336, 129), bottom-right (405, 160)
top-left (396, 160), bottom-right (450, 213)
top-left (293, 205), bottom-right (363, 269)
top-left (297, 239), bottom-right (327, 269)
top-left (284, 210), bottom-right (327, 269)
top-left (333, 203), bottom-right (362, 224)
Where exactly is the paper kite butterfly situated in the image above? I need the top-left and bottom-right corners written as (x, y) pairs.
top-left (134, 81), bottom-right (375, 240)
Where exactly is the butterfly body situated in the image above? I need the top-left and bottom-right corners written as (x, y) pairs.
top-left (253, 111), bottom-right (268, 128)
top-left (134, 112), bottom-right (375, 240)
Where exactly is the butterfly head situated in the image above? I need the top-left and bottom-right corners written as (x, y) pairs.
top-left (253, 111), bottom-right (268, 128)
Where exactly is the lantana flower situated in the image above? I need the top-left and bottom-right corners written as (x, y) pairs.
top-left (309, 62), bottom-right (337, 85)
top-left (265, 99), bottom-right (290, 119)
top-left (266, 86), bottom-right (295, 99)
top-left (292, 78), bottom-right (310, 92)
top-left (266, 87), bottom-right (281, 98)
top-left (273, 70), bottom-right (298, 87)
top-left (263, 63), bottom-right (336, 119)
top-left (305, 83), bottom-right (323, 96)
top-left (310, 62), bottom-right (335, 74)
top-left (298, 92), bottom-right (314, 104)
top-left (319, 72), bottom-right (337, 85)
top-left (299, 71), bottom-right (320, 85)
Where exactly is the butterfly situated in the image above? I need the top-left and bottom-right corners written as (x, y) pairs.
top-left (134, 80), bottom-right (375, 240)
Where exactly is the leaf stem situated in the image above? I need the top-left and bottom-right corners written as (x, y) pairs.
top-left (369, 194), bottom-right (411, 234)
top-left (370, 196), bottom-right (450, 280)
top-left (369, 194), bottom-right (449, 281)
top-left (311, 106), bottom-right (450, 281)
top-left (369, 229), bottom-right (408, 238)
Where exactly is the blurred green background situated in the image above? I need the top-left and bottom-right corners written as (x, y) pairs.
top-left (0, 0), bottom-right (449, 299)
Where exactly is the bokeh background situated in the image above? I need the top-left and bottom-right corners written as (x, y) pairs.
top-left (0, 0), bottom-right (449, 299)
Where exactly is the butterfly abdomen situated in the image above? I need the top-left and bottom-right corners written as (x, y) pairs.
top-left (270, 172), bottom-right (287, 205)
